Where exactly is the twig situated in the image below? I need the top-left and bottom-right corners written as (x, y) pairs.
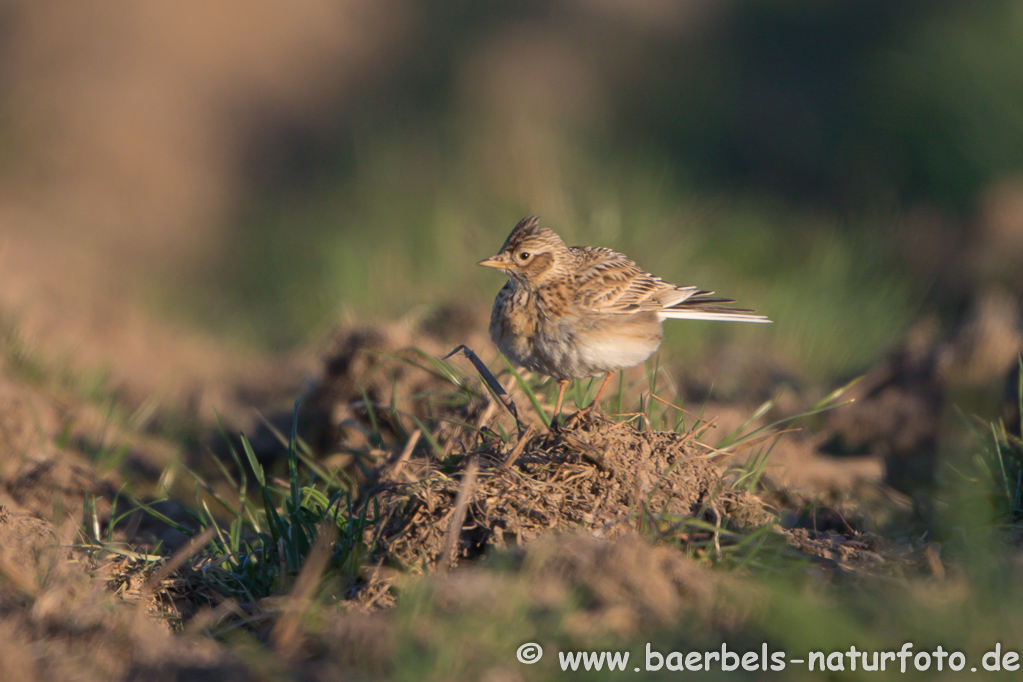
top-left (475, 395), bottom-right (499, 431)
top-left (440, 457), bottom-right (478, 572)
top-left (183, 598), bottom-right (245, 637)
top-left (649, 393), bottom-right (711, 424)
top-left (709, 502), bottom-right (722, 561)
top-left (271, 521), bottom-right (338, 659)
top-left (388, 429), bottom-right (421, 481)
top-left (504, 424), bottom-right (536, 467)
top-left (141, 525), bottom-right (218, 596)
top-left (696, 428), bottom-right (797, 461)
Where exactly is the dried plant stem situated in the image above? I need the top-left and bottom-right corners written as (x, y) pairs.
top-left (440, 457), bottom-right (479, 572)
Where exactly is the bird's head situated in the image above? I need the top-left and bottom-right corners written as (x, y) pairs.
top-left (478, 216), bottom-right (570, 288)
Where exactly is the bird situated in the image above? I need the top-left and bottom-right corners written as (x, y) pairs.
top-left (478, 216), bottom-right (770, 425)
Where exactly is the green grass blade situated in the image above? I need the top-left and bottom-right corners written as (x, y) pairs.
top-left (359, 385), bottom-right (382, 446)
top-left (240, 434), bottom-right (267, 488)
top-left (411, 415), bottom-right (445, 458)
top-left (287, 398), bottom-right (302, 517)
top-left (500, 355), bottom-right (550, 428)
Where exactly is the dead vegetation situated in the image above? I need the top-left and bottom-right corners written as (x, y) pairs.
top-left (367, 410), bottom-right (775, 572)
top-left (0, 316), bottom-right (1015, 680)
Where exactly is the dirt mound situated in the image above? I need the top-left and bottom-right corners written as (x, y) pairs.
top-left (820, 320), bottom-right (946, 493)
top-left (0, 506), bottom-right (248, 681)
top-left (233, 306), bottom-right (490, 468)
top-left (0, 371), bottom-right (121, 523)
top-left (525, 533), bottom-right (746, 636)
top-left (0, 506), bottom-right (61, 579)
top-left (366, 411), bottom-right (775, 572)
top-left (241, 532), bottom-right (748, 676)
top-left (405, 532), bottom-right (749, 642)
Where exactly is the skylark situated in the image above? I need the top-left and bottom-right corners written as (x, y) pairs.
top-left (478, 216), bottom-right (770, 422)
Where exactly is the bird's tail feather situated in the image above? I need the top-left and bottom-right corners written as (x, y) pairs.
top-left (657, 305), bottom-right (771, 323)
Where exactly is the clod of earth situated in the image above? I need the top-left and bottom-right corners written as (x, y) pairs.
top-left (364, 411), bottom-right (776, 571)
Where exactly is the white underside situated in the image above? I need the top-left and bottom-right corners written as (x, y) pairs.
top-left (574, 331), bottom-right (660, 376)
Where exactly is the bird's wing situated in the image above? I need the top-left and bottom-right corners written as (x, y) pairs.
top-left (570, 246), bottom-right (770, 322)
top-left (570, 246), bottom-right (695, 312)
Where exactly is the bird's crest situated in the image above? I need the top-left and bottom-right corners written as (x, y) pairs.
top-left (500, 216), bottom-right (563, 253)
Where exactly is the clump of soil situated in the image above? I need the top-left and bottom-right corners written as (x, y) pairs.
top-left (365, 411), bottom-right (776, 572)
top-left (0, 506), bottom-right (242, 681)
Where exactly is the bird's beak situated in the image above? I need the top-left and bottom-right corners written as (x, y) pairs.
top-left (477, 256), bottom-right (509, 270)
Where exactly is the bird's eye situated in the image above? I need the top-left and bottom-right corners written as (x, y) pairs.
top-left (518, 252), bottom-right (530, 261)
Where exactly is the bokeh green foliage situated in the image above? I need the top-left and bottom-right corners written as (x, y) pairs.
top-left (194, 0), bottom-right (1022, 382)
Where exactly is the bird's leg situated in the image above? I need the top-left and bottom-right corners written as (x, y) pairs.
top-left (590, 371), bottom-right (615, 406)
top-left (551, 378), bottom-right (570, 427)
top-left (567, 371), bottom-right (614, 424)
top-left (542, 378), bottom-right (571, 446)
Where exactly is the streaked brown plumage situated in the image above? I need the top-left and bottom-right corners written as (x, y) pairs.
top-left (478, 216), bottom-right (770, 422)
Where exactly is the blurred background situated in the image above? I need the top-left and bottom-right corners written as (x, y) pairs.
top-left (4, 5), bottom-right (1023, 670)
top-left (1, 0), bottom-right (1021, 425)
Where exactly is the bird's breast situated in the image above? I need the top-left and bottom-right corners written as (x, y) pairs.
top-left (489, 279), bottom-right (663, 380)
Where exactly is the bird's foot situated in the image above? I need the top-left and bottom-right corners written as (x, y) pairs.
top-left (542, 419), bottom-right (562, 447)
top-left (565, 404), bottom-right (599, 426)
